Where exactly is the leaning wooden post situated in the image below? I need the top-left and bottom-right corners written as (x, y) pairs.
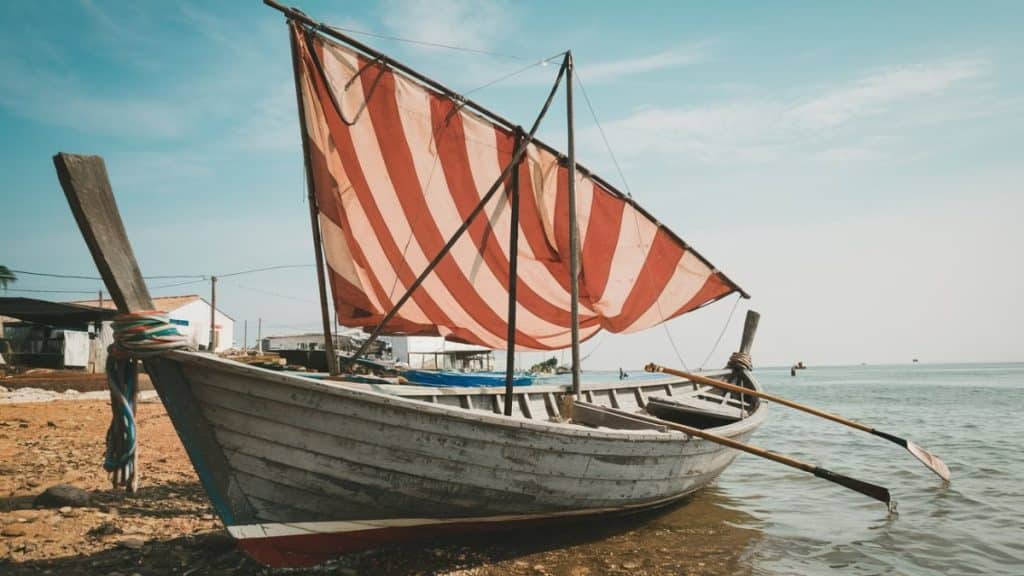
top-left (503, 130), bottom-right (523, 416)
top-left (54, 153), bottom-right (155, 492)
top-left (289, 21), bottom-right (340, 376)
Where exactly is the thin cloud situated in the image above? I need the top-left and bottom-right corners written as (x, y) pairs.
top-left (789, 57), bottom-right (989, 130)
top-left (379, 0), bottom-right (515, 53)
top-left (577, 45), bottom-right (709, 84)
top-left (587, 57), bottom-right (991, 164)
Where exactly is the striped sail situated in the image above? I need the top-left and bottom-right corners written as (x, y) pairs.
top-left (293, 24), bottom-right (741, 351)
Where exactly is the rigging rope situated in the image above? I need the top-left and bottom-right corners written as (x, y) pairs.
top-left (104, 311), bottom-right (189, 492)
top-left (325, 24), bottom-right (528, 61)
top-left (698, 293), bottom-right (742, 370)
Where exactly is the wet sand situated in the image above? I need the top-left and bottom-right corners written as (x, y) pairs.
top-left (1, 398), bottom-right (759, 575)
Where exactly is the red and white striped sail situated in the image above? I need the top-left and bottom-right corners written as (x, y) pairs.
top-left (293, 25), bottom-right (741, 350)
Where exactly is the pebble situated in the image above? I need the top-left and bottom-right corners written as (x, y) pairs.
top-left (2, 525), bottom-right (27, 537)
top-left (117, 537), bottom-right (146, 550)
top-left (34, 483), bottom-right (92, 508)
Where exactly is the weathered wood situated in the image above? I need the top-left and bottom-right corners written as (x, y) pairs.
top-left (571, 401), bottom-right (667, 432)
top-left (504, 130), bottom-right (522, 415)
top-left (54, 153), bottom-right (153, 312)
top-left (288, 25), bottom-right (339, 376)
top-left (54, 153), bottom-right (256, 522)
top-left (566, 51), bottom-right (581, 396)
top-left (171, 353), bottom-right (764, 500)
top-left (738, 309), bottom-right (760, 356)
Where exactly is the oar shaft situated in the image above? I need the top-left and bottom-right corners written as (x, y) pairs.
top-left (646, 363), bottom-right (873, 433)
top-left (647, 362), bottom-right (950, 482)
top-left (575, 401), bottom-right (891, 505)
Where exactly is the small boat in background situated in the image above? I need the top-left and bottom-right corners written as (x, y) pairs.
top-left (401, 369), bottom-right (536, 388)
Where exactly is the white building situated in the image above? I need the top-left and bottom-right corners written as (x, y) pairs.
top-left (262, 327), bottom-right (367, 353)
top-left (74, 294), bottom-right (234, 353)
top-left (382, 335), bottom-right (494, 371)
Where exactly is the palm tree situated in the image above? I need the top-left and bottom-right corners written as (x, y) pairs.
top-left (0, 266), bottom-right (16, 293)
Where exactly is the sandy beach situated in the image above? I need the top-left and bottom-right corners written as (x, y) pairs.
top-left (0, 391), bottom-right (747, 575)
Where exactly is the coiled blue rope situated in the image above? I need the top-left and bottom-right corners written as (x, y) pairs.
top-left (104, 311), bottom-right (189, 492)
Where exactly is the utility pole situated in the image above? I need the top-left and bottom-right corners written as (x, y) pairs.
top-left (243, 320), bottom-right (247, 353)
top-left (209, 275), bottom-right (218, 352)
top-left (257, 317), bottom-right (262, 354)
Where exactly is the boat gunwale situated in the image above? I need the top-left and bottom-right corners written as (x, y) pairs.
top-left (167, 350), bottom-right (767, 442)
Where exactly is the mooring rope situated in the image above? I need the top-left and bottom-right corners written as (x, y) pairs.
top-left (104, 311), bottom-right (189, 492)
top-left (727, 351), bottom-right (753, 372)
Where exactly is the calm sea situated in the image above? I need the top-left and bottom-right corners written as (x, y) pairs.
top-left (525, 363), bottom-right (1024, 575)
top-left (698, 363), bottom-right (1023, 575)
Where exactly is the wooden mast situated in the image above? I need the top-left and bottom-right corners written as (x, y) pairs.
top-left (566, 52), bottom-right (581, 396)
top-left (289, 22), bottom-right (339, 376)
top-left (503, 130), bottom-right (523, 416)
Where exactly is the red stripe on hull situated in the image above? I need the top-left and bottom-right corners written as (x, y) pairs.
top-left (235, 496), bottom-right (689, 568)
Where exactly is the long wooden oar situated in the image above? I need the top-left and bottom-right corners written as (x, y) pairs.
top-left (645, 363), bottom-right (951, 482)
top-left (573, 401), bottom-right (894, 508)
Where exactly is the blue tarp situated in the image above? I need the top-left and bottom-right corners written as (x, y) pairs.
top-left (402, 369), bottom-right (535, 388)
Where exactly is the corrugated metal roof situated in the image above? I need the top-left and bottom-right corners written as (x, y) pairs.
top-left (71, 294), bottom-right (202, 312)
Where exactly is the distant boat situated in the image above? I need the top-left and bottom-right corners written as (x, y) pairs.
top-left (401, 369), bottom-right (535, 387)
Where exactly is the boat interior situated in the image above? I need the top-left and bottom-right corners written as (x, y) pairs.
top-left (329, 371), bottom-right (759, 431)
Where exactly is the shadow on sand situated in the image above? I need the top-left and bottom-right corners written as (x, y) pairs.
top-left (3, 487), bottom-right (764, 575)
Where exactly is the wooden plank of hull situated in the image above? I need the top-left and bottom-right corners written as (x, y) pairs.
top-left (150, 351), bottom-right (765, 565)
top-left (192, 380), bottom-right (710, 482)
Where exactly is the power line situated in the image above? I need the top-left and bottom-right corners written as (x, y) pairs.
top-left (217, 264), bottom-right (314, 278)
top-left (8, 264), bottom-right (314, 282)
top-left (9, 269), bottom-right (205, 281)
top-left (221, 281), bottom-right (318, 304)
top-left (149, 279), bottom-right (209, 291)
top-left (3, 288), bottom-right (100, 295)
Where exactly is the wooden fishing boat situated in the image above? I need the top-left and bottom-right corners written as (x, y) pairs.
top-left (51, 0), bottom-right (776, 568)
top-left (149, 350), bottom-right (765, 567)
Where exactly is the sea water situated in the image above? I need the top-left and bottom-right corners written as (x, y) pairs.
top-left (704, 363), bottom-right (1023, 575)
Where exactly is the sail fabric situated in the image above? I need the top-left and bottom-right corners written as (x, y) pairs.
top-left (293, 25), bottom-right (741, 350)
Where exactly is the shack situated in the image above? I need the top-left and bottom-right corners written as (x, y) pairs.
top-left (0, 297), bottom-right (116, 371)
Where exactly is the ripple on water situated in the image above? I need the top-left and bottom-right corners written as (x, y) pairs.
top-left (708, 363), bottom-right (1024, 575)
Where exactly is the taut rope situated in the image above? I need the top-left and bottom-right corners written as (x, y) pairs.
top-left (105, 311), bottom-right (189, 492)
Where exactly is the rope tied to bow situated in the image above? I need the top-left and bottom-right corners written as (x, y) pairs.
top-left (727, 351), bottom-right (753, 372)
top-left (104, 311), bottom-right (189, 492)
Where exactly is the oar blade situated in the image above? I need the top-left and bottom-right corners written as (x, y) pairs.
top-left (813, 467), bottom-right (893, 508)
top-left (906, 440), bottom-right (951, 482)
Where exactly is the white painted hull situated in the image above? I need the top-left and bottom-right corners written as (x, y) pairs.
top-left (147, 351), bottom-right (766, 567)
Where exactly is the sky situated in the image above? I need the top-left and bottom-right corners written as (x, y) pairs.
top-left (1, 1), bottom-right (1022, 369)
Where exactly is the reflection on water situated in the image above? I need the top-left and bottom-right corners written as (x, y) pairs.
top-left (484, 485), bottom-right (765, 575)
